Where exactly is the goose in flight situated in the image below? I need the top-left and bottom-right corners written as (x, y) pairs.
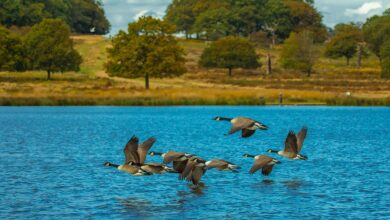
top-left (267, 127), bottom-right (308, 160)
top-left (179, 156), bottom-right (207, 186)
top-left (205, 159), bottom-right (240, 172)
top-left (103, 136), bottom-right (154, 176)
top-left (213, 116), bottom-right (268, 138)
top-left (243, 154), bottom-right (281, 176)
top-left (149, 151), bottom-right (193, 173)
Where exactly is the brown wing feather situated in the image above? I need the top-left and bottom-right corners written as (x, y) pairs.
top-left (249, 155), bottom-right (272, 174)
top-left (123, 136), bottom-right (140, 164)
top-left (173, 160), bottom-right (188, 173)
top-left (163, 151), bottom-right (185, 164)
top-left (228, 117), bottom-right (255, 135)
top-left (179, 159), bottom-right (196, 180)
top-left (242, 129), bottom-right (256, 138)
top-left (191, 165), bottom-right (206, 185)
top-left (261, 165), bottom-right (274, 176)
top-left (296, 127), bottom-right (308, 153)
top-left (284, 131), bottom-right (298, 154)
top-left (137, 137), bottom-right (156, 164)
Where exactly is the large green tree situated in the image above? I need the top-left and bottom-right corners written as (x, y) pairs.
top-left (192, 8), bottom-right (234, 40)
top-left (24, 19), bottom-right (82, 80)
top-left (325, 23), bottom-right (363, 65)
top-left (164, 0), bottom-right (197, 38)
top-left (380, 39), bottom-right (390, 78)
top-left (105, 16), bottom-right (186, 89)
top-left (363, 9), bottom-right (390, 60)
top-left (199, 36), bottom-right (260, 76)
top-left (0, 0), bottom-right (110, 34)
top-left (0, 26), bottom-right (26, 71)
top-left (280, 31), bottom-right (317, 76)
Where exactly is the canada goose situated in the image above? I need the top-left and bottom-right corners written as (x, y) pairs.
top-left (213, 116), bottom-right (268, 138)
top-left (103, 135), bottom-right (153, 176)
top-left (128, 161), bottom-right (177, 174)
top-left (180, 157), bottom-right (207, 185)
top-left (106, 135), bottom-right (173, 175)
top-left (267, 127), bottom-right (308, 160)
top-left (205, 159), bottom-right (240, 172)
top-left (149, 151), bottom-right (193, 173)
top-left (103, 162), bottom-right (152, 176)
top-left (242, 154), bottom-right (281, 176)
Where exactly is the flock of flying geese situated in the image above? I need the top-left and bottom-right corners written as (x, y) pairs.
top-left (104, 116), bottom-right (308, 185)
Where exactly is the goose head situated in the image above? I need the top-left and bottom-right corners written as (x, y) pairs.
top-left (149, 151), bottom-right (156, 156)
top-left (213, 116), bottom-right (221, 121)
top-left (272, 159), bottom-right (281, 164)
top-left (103, 162), bottom-right (112, 167)
top-left (242, 154), bottom-right (255, 158)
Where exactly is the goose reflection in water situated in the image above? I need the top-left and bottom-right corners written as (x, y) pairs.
top-left (281, 179), bottom-right (304, 190)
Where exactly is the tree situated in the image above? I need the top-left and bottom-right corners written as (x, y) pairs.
top-left (192, 8), bottom-right (234, 40)
top-left (380, 39), bottom-right (390, 78)
top-left (24, 19), bottom-right (82, 80)
top-left (325, 23), bottom-right (363, 65)
top-left (363, 9), bottom-right (390, 60)
top-left (0, 26), bottom-right (26, 71)
top-left (264, 0), bottom-right (326, 43)
top-left (69, 0), bottom-right (110, 34)
top-left (0, 0), bottom-right (110, 34)
top-left (105, 16), bottom-right (186, 89)
top-left (280, 31), bottom-right (317, 76)
top-left (199, 36), bottom-right (260, 76)
top-left (165, 0), bottom-right (197, 38)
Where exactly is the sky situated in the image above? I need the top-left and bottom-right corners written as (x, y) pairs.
top-left (102, 0), bottom-right (390, 35)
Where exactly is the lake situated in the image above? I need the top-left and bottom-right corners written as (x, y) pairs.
top-left (0, 106), bottom-right (389, 219)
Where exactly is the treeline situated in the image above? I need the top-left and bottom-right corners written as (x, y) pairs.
top-left (0, 0), bottom-right (110, 34)
top-left (165, 0), bottom-right (326, 42)
top-left (0, 19), bottom-right (81, 79)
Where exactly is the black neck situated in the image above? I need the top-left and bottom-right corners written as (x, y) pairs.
top-left (245, 154), bottom-right (256, 158)
top-left (269, 149), bottom-right (279, 153)
top-left (109, 163), bottom-right (119, 168)
top-left (219, 117), bottom-right (232, 121)
top-left (154, 152), bottom-right (163, 156)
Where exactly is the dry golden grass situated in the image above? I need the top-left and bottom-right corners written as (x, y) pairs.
top-left (0, 35), bottom-right (389, 106)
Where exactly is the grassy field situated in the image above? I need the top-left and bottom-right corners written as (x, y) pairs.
top-left (0, 35), bottom-right (389, 106)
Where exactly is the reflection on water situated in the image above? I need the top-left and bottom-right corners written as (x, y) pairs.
top-left (281, 179), bottom-right (304, 190)
top-left (262, 179), bottom-right (275, 185)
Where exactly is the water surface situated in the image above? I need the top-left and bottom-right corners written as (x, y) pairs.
top-left (0, 106), bottom-right (389, 219)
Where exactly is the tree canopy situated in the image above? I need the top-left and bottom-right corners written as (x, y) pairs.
top-left (380, 39), bottom-right (390, 78)
top-left (199, 36), bottom-right (260, 76)
top-left (280, 31), bottom-right (317, 76)
top-left (0, 26), bottom-right (26, 71)
top-left (325, 23), bottom-right (363, 65)
top-left (24, 19), bottom-right (82, 79)
top-left (0, 0), bottom-right (110, 34)
top-left (105, 16), bottom-right (186, 89)
top-left (165, 0), bottom-right (326, 42)
top-left (363, 9), bottom-right (390, 60)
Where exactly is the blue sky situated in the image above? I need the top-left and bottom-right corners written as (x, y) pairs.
top-left (102, 0), bottom-right (390, 35)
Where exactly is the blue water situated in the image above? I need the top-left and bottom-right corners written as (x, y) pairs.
top-left (0, 106), bottom-right (389, 219)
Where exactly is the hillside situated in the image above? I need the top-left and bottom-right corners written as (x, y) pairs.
top-left (0, 35), bottom-right (389, 106)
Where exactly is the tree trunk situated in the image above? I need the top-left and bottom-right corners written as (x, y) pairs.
top-left (307, 68), bottom-right (311, 77)
top-left (228, 68), bottom-right (232, 76)
top-left (145, 73), bottom-right (149, 89)
top-left (346, 57), bottom-right (350, 65)
top-left (47, 70), bottom-right (51, 80)
top-left (357, 44), bottom-right (362, 68)
top-left (266, 52), bottom-right (272, 75)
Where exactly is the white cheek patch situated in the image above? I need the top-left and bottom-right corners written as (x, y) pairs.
top-left (161, 153), bottom-right (166, 158)
top-left (205, 161), bottom-right (211, 166)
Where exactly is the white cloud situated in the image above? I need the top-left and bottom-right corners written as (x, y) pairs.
top-left (345, 2), bottom-right (382, 16)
